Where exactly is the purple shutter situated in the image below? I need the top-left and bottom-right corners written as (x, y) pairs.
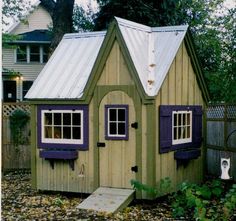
top-left (192, 106), bottom-right (203, 148)
top-left (159, 106), bottom-right (172, 153)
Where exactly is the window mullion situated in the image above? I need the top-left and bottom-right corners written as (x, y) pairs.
top-left (116, 109), bottom-right (119, 136)
top-left (27, 45), bottom-right (30, 63)
top-left (52, 113), bottom-right (54, 139)
top-left (40, 46), bottom-right (43, 63)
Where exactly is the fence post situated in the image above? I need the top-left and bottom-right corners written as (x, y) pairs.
top-left (224, 103), bottom-right (228, 151)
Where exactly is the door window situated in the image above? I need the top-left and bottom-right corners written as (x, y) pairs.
top-left (105, 105), bottom-right (129, 140)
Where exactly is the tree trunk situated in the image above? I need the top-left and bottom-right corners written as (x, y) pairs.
top-left (40, 0), bottom-right (75, 52)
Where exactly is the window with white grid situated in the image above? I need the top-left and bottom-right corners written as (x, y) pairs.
top-left (42, 110), bottom-right (83, 144)
top-left (172, 111), bottom-right (192, 144)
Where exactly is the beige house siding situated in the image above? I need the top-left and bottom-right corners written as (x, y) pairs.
top-left (3, 48), bottom-right (45, 81)
top-left (10, 5), bottom-right (52, 34)
top-left (3, 4), bottom-right (52, 101)
top-left (155, 42), bottom-right (204, 191)
top-left (3, 48), bottom-right (46, 100)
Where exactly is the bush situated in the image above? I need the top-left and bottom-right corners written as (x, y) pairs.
top-left (170, 180), bottom-right (236, 220)
top-left (10, 109), bottom-right (30, 146)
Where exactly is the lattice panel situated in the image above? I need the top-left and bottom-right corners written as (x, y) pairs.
top-left (3, 103), bottom-right (30, 117)
top-left (207, 105), bottom-right (236, 119)
top-left (227, 105), bottom-right (236, 119)
top-left (206, 105), bottom-right (225, 119)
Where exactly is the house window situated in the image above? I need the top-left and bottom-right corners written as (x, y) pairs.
top-left (159, 105), bottom-right (202, 153)
top-left (38, 105), bottom-right (89, 150)
top-left (105, 105), bottom-right (128, 140)
top-left (23, 81), bottom-right (33, 100)
top-left (16, 45), bottom-right (27, 62)
top-left (172, 111), bottom-right (192, 145)
top-left (30, 45), bottom-right (40, 62)
top-left (16, 45), bottom-right (50, 63)
top-left (42, 110), bottom-right (83, 143)
top-left (42, 46), bottom-right (49, 63)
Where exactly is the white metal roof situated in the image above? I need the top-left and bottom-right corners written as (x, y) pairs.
top-left (116, 17), bottom-right (188, 96)
top-left (25, 31), bottom-right (106, 99)
top-left (26, 17), bottom-right (188, 99)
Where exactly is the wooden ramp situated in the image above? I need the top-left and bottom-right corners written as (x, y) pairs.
top-left (77, 187), bottom-right (135, 213)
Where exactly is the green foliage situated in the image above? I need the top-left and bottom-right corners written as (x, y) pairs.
top-left (131, 179), bottom-right (157, 195)
top-left (73, 4), bottom-right (95, 32)
top-left (10, 109), bottom-right (30, 147)
top-left (2, 0), bottom-right (33, 31)
top-left (171, 180), bottom-right (236, 220)
top-left (222, 184), bottom-right (236, 219)
top-left (53, 197), bottom-right (64, 207)
top-left (131, 177), bottom-right (172, 197)
top-left (94, 0), bottom-right (182, 30)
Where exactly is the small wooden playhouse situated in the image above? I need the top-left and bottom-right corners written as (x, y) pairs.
top-left (26, 17), bottom-right (210, 199)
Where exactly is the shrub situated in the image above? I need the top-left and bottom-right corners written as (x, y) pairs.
top-left (10, 109), bottom-right (30, 146)
top-left (170, 180), bottom-right (236, 220)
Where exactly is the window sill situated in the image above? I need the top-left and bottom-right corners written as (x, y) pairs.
top-left (174, 148), bottom-right (201, 168)
top-left (39, 150), bottom-right (78, 170)
top-left (15, 62), bottom-right (43, 64)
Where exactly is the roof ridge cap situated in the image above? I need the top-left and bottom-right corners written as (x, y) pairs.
top-left (63, 31), bottom-right (107, 39)
top-left (152, 25), bottom-right (189, 32)
top-left (115, 17), bottom-right (151, 32)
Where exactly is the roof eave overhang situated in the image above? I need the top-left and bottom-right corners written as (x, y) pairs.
top-left (6, 40), bottom-right (51, 44)
top-left (24, 98), bottom-right (89, 105)
top-left (184, 30), bottom-right (210, 103)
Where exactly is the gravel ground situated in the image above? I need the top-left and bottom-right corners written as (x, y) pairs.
top-left (1, 171), bottom-right (183, 221)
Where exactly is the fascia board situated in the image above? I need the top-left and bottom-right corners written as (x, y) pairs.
top-left (184, 31), bottom-right (210, 103)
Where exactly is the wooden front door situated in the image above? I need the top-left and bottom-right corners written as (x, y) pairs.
top-left (98, 91), bottom-right (136, 188)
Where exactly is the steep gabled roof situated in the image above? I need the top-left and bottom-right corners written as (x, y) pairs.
top-left (7, 0), bottom-right (41, 33)
top-left (6, 0), bottom-right (51, 34)
top-left (26, 17), bottom-right (209, 102)
top-left (115, 17), bottom-right (188, 97)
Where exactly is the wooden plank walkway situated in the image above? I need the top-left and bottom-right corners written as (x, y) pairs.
top-left (77, 187), bottom-right (135, 213)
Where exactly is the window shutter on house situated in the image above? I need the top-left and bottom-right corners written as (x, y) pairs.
top-left (159, 105), bottom-right (203, 153)
top-left (192, 106), bottom-right (203, 148)
top-left (159, 106), bottom-right (172, 153)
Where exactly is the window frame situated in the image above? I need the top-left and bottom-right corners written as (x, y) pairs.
top-left (22, 81), bottom-right (33, 100)
top-left (105, 105), bottom-right (129, 140)
top-left (30, 45), bottom-right (40, 62)
top-left (16, 45), bottom-right (27, 62)
top-left (159, 105), bottom-right (202, 153)
top-left (38, 105), bottom-right (89, 150)
top-left (15, 44), bottom-right (50, 63)
top-left (172, 110), bottom-right (192, 145)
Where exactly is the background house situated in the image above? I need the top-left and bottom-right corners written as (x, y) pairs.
top-left (2, 1), bottom-right (52, 102)
top-left (26, 17), bottom-right (209, 199)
